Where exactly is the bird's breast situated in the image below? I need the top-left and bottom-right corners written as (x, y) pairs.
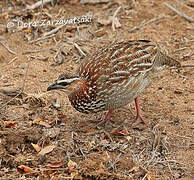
top-left (68, 79), bottom-right (106, 114)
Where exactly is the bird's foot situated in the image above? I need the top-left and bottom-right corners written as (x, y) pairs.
top-left (95, 119), bottom-right (108, 127)
top-left (94, 110), bottom-right (113, 127)
top-left (134, 115), bottom-right (145, 124)
top-left (87, 118), bottom-right (110, 128)
top-left (131, 115), bottom-right (146, 130)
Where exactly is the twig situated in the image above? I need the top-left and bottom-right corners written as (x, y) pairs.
top-left (152, 124), bottom-right (162, 151)
top-left (30, 24), bottom-right (65, 43)
top-left (183, 37), bottom-right (194, 42)
top-left (79, 148), bottom-right (86, 159)
top-left (164, 2), bottom-right (194, 23)
top-left (103, 130), bottom-right (113, 142)
top-left (166, 159), bottom-right (189, 168)
top-left (30, 55), bottom-right (49, 61)
top-left (173, 47), bottom-right (187, 53)
top-left (74, 42), bottom-right (86, 56)
top-left (8, 57), bottom-right (18, 64)
top-left (0, 41), bottom-right (16, 55)
top-left (168, 132), bottom-right (192, 139)
top-left (142, 173), bottom-right (147, 180)
top-left (26, 0), bottom-right (53, 10)
top-left (106, 151), bottom-right (114, 170)
top-left (40, 0), bottom-right (44, 16)
top-left (80, 0), bottom-right (110, 4)
top-left (108, 153), bottom-right (122, 170)
top-left (43, 24), bottom-right (65, 37)
top-left (129, 14), bottom-right (165, 33)
top-left (165, 156), bottom-right (174, 178)
top-left (174, 0), bottom-right (194, 11)
top-left (112, 6), bottom-right (121, 31)
top-left (181, 64), bottom-right (194, 68)
top-left (113, 6), bottom-right (121, 19)
top-left (23, 47), bottom-right (55, 54)
top-left (30, 34), bottom-right (55, 43)
top-left (0, 56), bottom-right (31, 111)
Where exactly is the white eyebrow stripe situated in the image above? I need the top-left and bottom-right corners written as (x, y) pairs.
top-left (58, 77), bottom-right (79, 84)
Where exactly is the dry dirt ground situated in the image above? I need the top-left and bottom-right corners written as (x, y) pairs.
top-left (0, 0), bottom-right (193, 179)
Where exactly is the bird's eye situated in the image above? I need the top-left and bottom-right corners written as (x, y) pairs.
top-left (59, 81), bottom-right (68, 86)
top-left (59, 77), bottom-right (65, 80)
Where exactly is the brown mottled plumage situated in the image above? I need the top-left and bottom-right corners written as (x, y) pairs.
top-left (47, 40), bottom-right (181, 124)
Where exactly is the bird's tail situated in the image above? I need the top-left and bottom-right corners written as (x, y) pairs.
top-left (154, 51), bottom-right (181, 68)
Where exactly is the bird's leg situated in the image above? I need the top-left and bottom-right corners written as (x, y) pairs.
top-left (134, 97), bottom-right (145, 124)
top-left (96, 110), bottom-right (113, 126)
top-left (105, 110), bottom-right (113, 121)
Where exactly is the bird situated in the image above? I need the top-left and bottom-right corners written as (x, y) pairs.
top-left (47, 40), bottom-right (181, 125)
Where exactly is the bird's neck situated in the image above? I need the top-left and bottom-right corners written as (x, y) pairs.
top-left (67, 78), bottom-right (88, 97)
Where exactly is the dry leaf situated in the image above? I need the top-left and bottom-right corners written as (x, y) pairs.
top-left (43, 128), bottom-right (60, 138)
top-left (41, 168), bottom-right (55, 176)
top-left (94, 28), bottom-right (106, 37)
top-left (125, 136), bottom-right (132, 141)
top-left (4, 121), bottom-right (17, 128)
top-left (38, 145), bottom-right (56, 156)
top-left (2, 13), bottom-right (9, 19)
top-left (111, 128), bottom-right (119, 135)
top-left (99, 139), bottom-right (109, 145)
top-left (17, 165), bottom-right (34, 174)
top-left (98, 151), bottom-right (108, 161)
top-left (111, 128), bottom-right (129, 136)
top-left (66, 27), bottom-right (77, 32)
top-left (87, 140), bottom-right (96, 150)
top-left (23, 27), bottom-right (31, 34)
top-left (32, 117), bottom-right (43, 124)
top-left (97, 17), bottom-right (111, 26)
top-left (47, 160), bottom-right (64, 168)
top-left (68, 160), bottom-right (77, 172)
top-left (50, 176), bottom-right (59, 180)
top-left (71, 0), bottom-right (79, 4)
top-left (31, 143), bottom-right (41, 152)
top-left (58, 114), bottom-right (67, 120)
top-left (70, 171), bottom-right (79, 179)
top-left (128, 166), bottom-right (139, 173)
top-left (147, 171), bottom-right (152, 180)
top-left (118, 129), bottom-right (129, 136)
top-left (0, 87), bottom-right (21, 96)
top-left (84, 129), bottom-right (98, 134)
top-left (39, 121), bottom-right (51, 128)
top-left (32, 117), bottom-right (51, 127)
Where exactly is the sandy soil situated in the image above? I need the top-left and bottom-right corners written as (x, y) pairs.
top-left (0, 0), bottom-right (193, 179)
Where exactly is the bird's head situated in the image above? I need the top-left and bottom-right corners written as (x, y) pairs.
top-left (47, 73), bottom-right (80, 95)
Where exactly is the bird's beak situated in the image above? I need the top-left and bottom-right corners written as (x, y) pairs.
top-left (47, 82), bottom-right (63, 91)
